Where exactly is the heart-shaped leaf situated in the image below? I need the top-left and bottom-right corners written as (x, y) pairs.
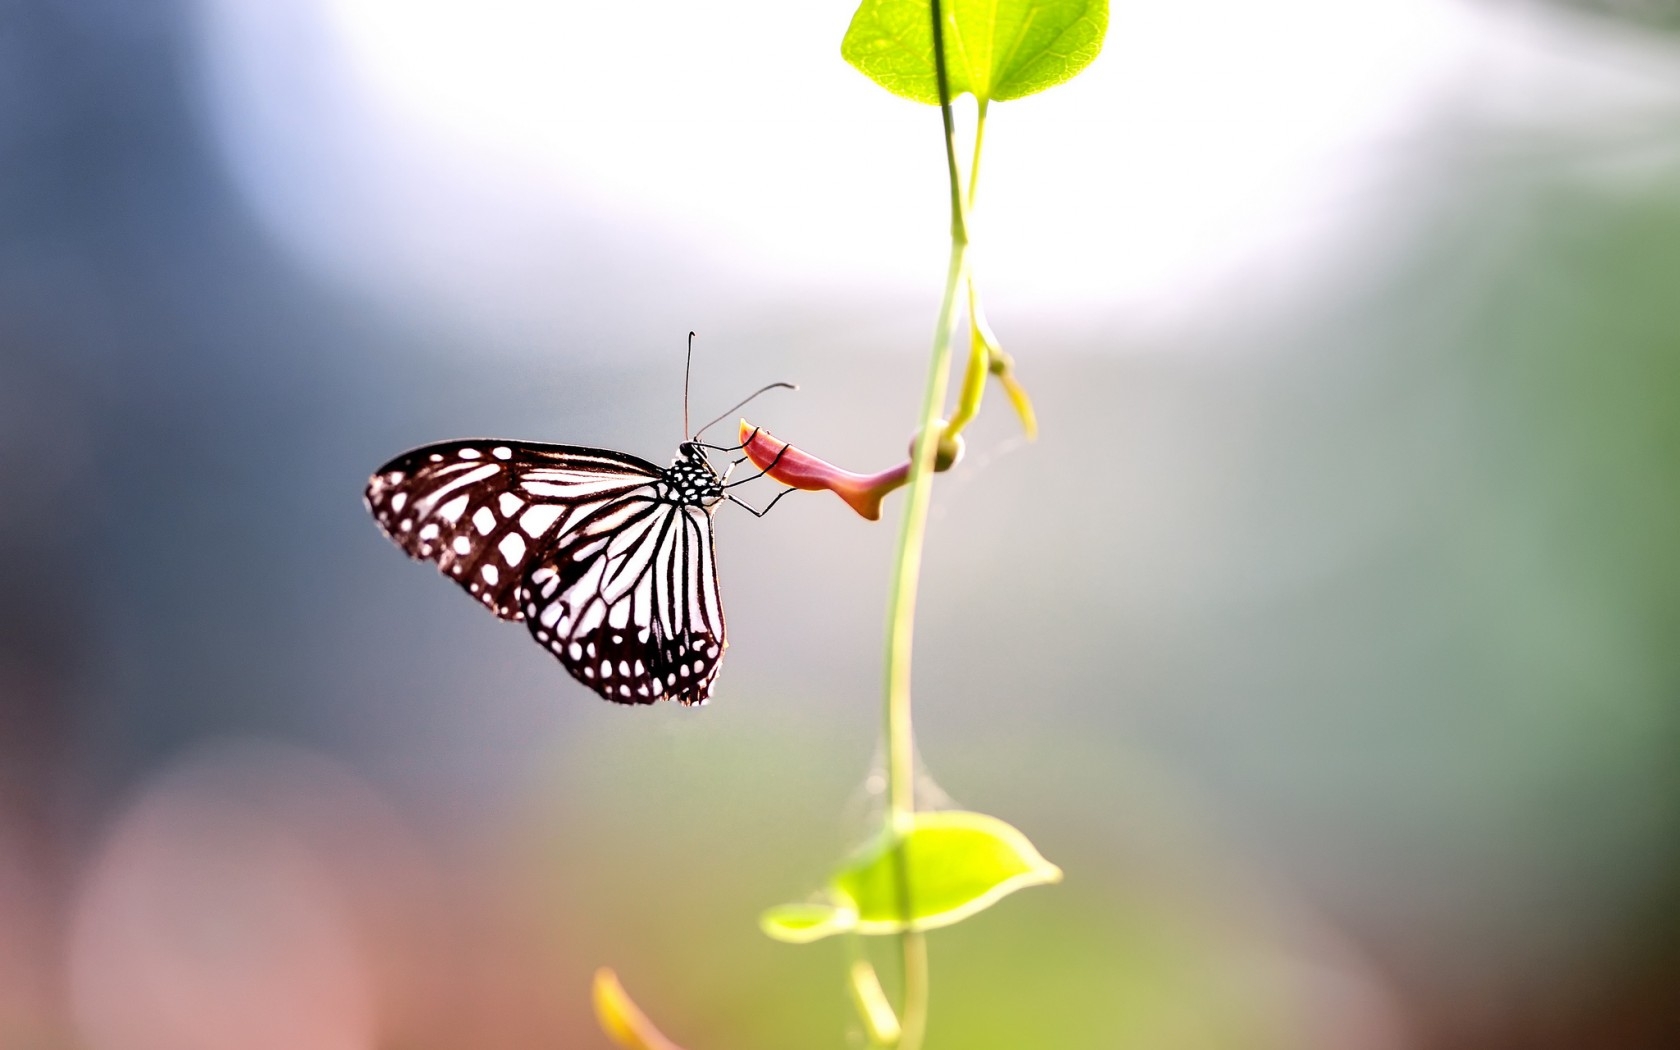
top-left (842, 0), bottom-right (1107, 104)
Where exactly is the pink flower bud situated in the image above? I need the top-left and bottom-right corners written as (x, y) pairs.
top-left (739, 421), bottom-right (909, 522)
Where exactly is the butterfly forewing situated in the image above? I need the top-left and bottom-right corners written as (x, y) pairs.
top-left (364, 440), bottom-right (661, 620)
top-left (366, 438), bottom-right (729, 706)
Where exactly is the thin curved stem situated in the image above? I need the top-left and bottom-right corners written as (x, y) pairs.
top-left (968, 98), bottom-right (988, 212)
top-left (944, 98), bottom-right (1029, 445)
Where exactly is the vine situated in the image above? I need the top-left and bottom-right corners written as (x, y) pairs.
top-left (596, 2), bottom-right (1107, 1046)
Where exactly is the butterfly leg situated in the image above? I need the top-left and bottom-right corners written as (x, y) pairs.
top-left (726, 487), bottom-right (797, 518)
top-left (721, 435), bottom-right (790, 489)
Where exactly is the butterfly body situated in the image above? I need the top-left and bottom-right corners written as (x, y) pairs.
top-left (658, 442), bottom-right (728, 507)
top-left (365, 438), bottom-right (729, 706)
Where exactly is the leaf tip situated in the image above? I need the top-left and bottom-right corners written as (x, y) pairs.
top-left (760, 901), bottom-right (858, 944)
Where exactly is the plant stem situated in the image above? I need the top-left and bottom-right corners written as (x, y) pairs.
top-left (897, 928), bottom-right (929, 1049)
top-left (884, 235), bottom-right (966, 829)
top-left (944, 100), bottom-right (1019, 444)
top-left (878, 5), bottom-right (968, 1049)
top-left (944, 98), bottom-right (988, 439)
top-left (881, 232), bottom-right (963, 1050)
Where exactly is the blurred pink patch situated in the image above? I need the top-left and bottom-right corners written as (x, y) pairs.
top-left (65, 739), bottom-right (438, 1050)
top-left (0, 797), bottom-right (58, 1039)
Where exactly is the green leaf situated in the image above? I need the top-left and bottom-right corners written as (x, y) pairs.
top-left (841, 0), bottom-right (1107, 104)
top-left (839, 811), bottom-right (1062, 932)
top-left (761, 811), bottom-right (1061, 943)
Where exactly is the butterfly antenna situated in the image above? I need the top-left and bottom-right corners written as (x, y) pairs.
top-left (693, 382), bottom-right (799, 442)
top-left (683, 331), bottom-right (696, 441)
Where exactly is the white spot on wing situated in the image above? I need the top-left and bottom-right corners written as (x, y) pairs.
top-left (498, 532), bottom-right (526, 565)
top-left (452, 536), bottom-right (472, 556)
top-left (472, 506), bottom-right (496, 535)
top-left (438, 494), bottom-right (470, 523)
top-left (519, 505), bottom-right (564, 537)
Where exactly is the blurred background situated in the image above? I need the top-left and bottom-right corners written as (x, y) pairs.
top-left (3, 0), bottom-right (1680, 1047)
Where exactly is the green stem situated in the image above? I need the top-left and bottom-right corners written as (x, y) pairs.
top-left (878, 4), bottom-right (967, 1049)
top-left (882, 211), bottom-right (965, 1050)
top-left (942, 100), bottom-right (1000, 443)
top-left (884, 237), bottom-right (966, 827)
top-left (897, 929), bottom-right (929, 1049)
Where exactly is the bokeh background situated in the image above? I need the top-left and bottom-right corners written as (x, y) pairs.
top-left (4, 0), bottom-right (1680, 1047)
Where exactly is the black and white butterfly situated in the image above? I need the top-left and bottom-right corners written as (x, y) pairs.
top-left (364, 356), bottom-right (791, 707)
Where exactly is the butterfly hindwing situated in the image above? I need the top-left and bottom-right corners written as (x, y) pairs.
top-left (519, 498), bottom-right (726, 706)
top-left (364, 439), bottom-right (661, 621)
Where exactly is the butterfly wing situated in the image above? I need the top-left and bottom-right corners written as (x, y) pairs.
top-left (519, 496), bottom-right (726, 706)
top-left (364, 440), bottom-right (662, 620)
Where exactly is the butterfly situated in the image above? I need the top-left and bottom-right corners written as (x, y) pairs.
top-left (364, 348), bottom-right (791, 707)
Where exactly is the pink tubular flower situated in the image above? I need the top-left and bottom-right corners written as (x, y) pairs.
top-left (739, 421), bottom-right (910, 522)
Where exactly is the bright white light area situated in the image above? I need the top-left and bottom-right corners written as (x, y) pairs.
top-left (189, 0), bottom-right (1679, 346)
